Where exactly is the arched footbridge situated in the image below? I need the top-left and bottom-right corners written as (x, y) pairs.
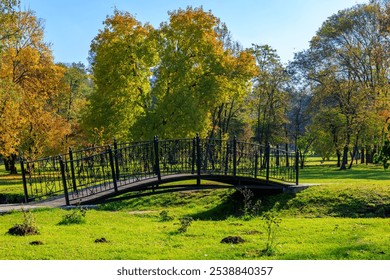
top-left (20, 136), bottom-right (300, 206)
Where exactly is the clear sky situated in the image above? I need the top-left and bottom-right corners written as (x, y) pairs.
top-left (20, 0), bottom-right (368, 66)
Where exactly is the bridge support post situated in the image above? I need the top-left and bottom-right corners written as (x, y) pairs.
top-left (59, 156), bottom-right (70, 206)
top-left (154, 136), bottom-right (161, 182)
top-left (68, 148), bottom-right (77, 192)
top-left (196, 134), bottom-right (201, 186)
top-left (108, 146), bottom-right (118, 192)
top-left (20, 157), bottom-right (29, 203)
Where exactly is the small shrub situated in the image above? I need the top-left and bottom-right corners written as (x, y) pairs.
top-left (58, 207), bottom-right (87, 225)
top-left (8, 209), bottom-right (39, 236)
top-left (178, 216), bottom-right (193, 233)
top-left (159, 210), bottom-right (174, 222)
top-left (261, 206), bottom-right (282, 256)
top-left (237, 187), bottom-right (261, 219)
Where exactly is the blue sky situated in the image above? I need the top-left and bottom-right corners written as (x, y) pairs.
top-left (20, 0), bottom-right (368, 66)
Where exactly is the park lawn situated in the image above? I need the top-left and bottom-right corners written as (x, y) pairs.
top-left (0, 208), bottom-right (389, 260)
top-left (0, 158), bottom-right (389, 260)
top-left (0, 164), bottom-right (25, 203)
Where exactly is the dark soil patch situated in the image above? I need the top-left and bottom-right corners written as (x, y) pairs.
top-left (94, 237), bottom-right (109, 243)
top-left (221, 236), bottom-right (245, 244)
top-left (8, 224), bottom-right (39, 236)
top-left (30, 240), bottom-right (44, 246)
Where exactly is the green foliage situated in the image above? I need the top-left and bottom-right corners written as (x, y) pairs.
top-left (159, 210), bottom-right (173, 222)
top-left (85, 10), bottom-right (158, 142)
top-left (261, 205), bottom-right (282, 256)
top-left (57, 207), bottom-right (87, 225)
top-left (374, 125), bottom-right (390, 169)
top-left (249, 44), bottom-right (289, 145)
top-left (177, 216), bottom-right (193, 233)
top-left (236, 187), bottom-right (261, 219)
top-left (374, 139), bottom-right (390, 169)
top-left (7, 209), bottom-right (39, 236)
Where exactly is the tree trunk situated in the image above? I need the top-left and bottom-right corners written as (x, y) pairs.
top-left (340, 145), bottom-right (348, 170)
top-left (4, 158), bottom-right (10, 171)
top-left (299, 151), bottom-right (305, 169)
top-left (361, 148), bottom-right (365, 164)
top-left (366, 145), bottom-right (371, 164)
top-left (7, 154), bottom-right (17, 174)
top-left (348, 145), bottom-right (358, 169)
top-left (336, 149), bottom-right (341, 167)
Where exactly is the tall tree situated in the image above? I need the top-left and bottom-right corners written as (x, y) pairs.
top-left (209, 26), bottom-right (257, 141)
top-left (249, 44), bottom-right (289, 146)
top-left (296, 2), bottom-right (389, 169)
top-left (0, 9), bottom-right (69, 164)
top-left (0, 0), bottom-right (18, 52)
top-left (134, 7), bottom-right (256, 140)
top-left (135, 7), bottom-right (225, 139)
top-left (56, 62), bottom-right (92, 148)
top-left (85, 10), bottom-right (157, 142)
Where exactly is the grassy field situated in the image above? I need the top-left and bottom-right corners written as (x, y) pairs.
top-left (0, 158), bottom-right (389, 260)
top-left (0, 163), bottom-right (25, 203)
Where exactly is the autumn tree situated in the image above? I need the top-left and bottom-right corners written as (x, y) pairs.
top-left (132, 7), bottom-right (256, 140)
top-left (134, 7), bottom-right (225, 139)
top-left (208, 25), bottom-right (257, 141)
top-left (0, 9), bottom-right (69, 168)
top-left (0, 0), bottom-right (18, 51)
top-left (84, 10), bottom-right (158, 142)
top-left (56, 62), bottom-right (92, 148)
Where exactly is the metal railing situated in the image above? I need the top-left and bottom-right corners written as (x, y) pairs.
top-left (21, 136), bottom-right (299, 205)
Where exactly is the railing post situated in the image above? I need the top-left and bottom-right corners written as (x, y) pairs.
top-left (233, 136), bottom-right (237, 177)
top-left (196, 134), bottom-right (201, 186)
top-left (254, 151), bottom-right (259, 178)
top-left (68, 147), bottom-right (77, 192)
top-left (113, 138), bottom-right (120, 180)
top-left (295, 149), bottom-right (299, 185)
top-left (108, 145), bottom-right (118, 192)
top-left (20, 157), bottom-right (29, 203)
top-left (59, 156), bottom-right (70, 206)
top-left (266, 143), bottom-right (270, 184)
top-left (154, 136), bottom-right (161, 182)
top-left (191, 137), bottom-right (196, 174)
top-left (224, 142), bottom-right (229, 175)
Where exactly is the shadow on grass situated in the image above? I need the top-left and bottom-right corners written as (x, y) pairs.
top-left (284, 243), bottom-right (389, 260)
top-left (191, 190), bottom-right (297, 221)
top-left (0, 193), bottom-right (25, 204)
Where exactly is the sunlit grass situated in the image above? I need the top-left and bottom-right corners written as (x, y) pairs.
top-left (0, 208), bottom-right (388, 260)
top-left (0, 158), bottom-right (389, 259)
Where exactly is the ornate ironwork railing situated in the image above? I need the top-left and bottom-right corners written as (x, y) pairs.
top-left (20, 136), bottom-right (299, 205)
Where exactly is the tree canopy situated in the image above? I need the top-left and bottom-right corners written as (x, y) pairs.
top-left (1, 1), bottom-right (390, 173)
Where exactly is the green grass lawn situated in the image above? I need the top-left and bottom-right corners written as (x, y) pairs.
top-left (0, 158), bottom-right (389, 260)
top-left (0, 163), bottom-right (25, 203)
top-left (0, 203), bottom-right (388, 260)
